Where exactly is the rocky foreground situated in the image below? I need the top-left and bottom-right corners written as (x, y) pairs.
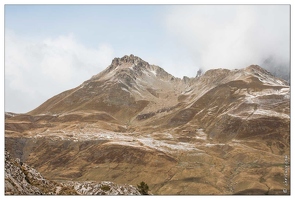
top-left (5, 150), bottom-right (141, 195)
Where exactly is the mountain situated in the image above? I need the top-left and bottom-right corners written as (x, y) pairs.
top-left (5, 55), bottom-right (290, 195)
top-left (27, 54), bottom-right (184, 127)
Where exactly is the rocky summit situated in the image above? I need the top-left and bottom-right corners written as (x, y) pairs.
top-left (5, 55), bottom-right (290, 195)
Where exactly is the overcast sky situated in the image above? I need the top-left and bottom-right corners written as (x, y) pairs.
top-left (4, 4), bottom-right (290, 113)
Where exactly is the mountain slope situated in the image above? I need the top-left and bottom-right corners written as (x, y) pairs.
top-left (28, 55), bottom-right (184, 125)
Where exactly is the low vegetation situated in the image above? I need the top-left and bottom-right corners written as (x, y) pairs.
top-left (137, 181), bottom-right (149, 195)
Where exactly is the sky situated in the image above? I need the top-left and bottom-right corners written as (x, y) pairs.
top-left (4, 4), bottom-right (291, 113)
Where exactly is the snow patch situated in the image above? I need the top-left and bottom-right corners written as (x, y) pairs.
top-left (131, 89), bottom-right (144, 98)
top-left (244, 87), bottom-right (290, 104)
top-left (183, 88), bottom-right (193, 94)
top-left (137, 137), bottom-right (200, 152)
top-left (150, 69), bottom-right (157, 76)
top-left (121, 87), bottom-right (130, 93)
top-left (195, 129), bottom-right (207, 140)
top-left (118, 79), bottom-right (131, 89)
top-left (254, 109), bottom-right (289, 119)
top-left (205, 143), bottom-right (226, 147)
top-left (276, 79), bottom-right (284, 85)
top-left (129, 64), bottom-right (135, 69)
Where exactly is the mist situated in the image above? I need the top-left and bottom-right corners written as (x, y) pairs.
top-left (5, 30), bottom-right (114, 113)
top-left (164, 5), bottom-right (290, 81)
top-left (4, 5), bottom-right (290, 114)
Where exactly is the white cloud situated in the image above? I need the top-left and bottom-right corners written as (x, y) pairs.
top-left (5, 30), bottom-right (114, 113)
top-left (164, 5), bottom-right (290, 72)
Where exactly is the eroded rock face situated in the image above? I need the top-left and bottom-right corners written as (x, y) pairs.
top-left (5, 150), bottom-right (42, 195)
top-left (5, 150), bottom-right (78, 195)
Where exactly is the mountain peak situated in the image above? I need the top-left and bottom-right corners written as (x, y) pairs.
top-left (111, 54), bottom-right (149, 68)
top-left (89, 55), bottom-right (149, 81)
top-left (90, 54), bottom-right (178, 84)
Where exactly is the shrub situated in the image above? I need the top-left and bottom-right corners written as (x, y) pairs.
top-left (101, 185), bottom-right (111, 191)
top-left (137, 181), bottom-right (149, 195)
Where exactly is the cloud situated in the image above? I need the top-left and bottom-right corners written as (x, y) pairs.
top-left (163, 5), bottom-right (290, 78)
top-left (5, 30), bottom-right (114, 113)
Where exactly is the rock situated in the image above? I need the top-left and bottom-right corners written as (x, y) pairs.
top-left (5, 150), bottom-right (141, 195)
top-left (62, 181), bottom-right (141, 195)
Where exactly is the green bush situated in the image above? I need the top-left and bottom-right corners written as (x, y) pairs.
top-left (137, 181), bottom-right (149, 195)
top-left (101, 185), bottom-right (111, 191)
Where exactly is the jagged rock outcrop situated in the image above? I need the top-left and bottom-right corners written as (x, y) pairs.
top-left (5, 150), bottom-right (141, 195)
top-left (5, 150), bottom-right (77, 195)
